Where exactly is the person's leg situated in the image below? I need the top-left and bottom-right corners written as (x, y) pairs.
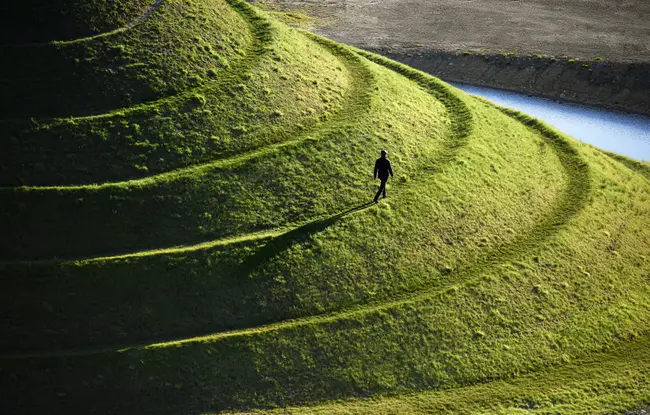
top-left (382, 178), bottom-right (387, 198)
top-left (374, 178), bottom-right (386, 202)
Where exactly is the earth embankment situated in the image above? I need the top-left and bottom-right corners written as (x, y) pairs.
top-left (371, 49), bottom-right (650, 116)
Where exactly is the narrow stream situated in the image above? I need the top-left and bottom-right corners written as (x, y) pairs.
top-left (450, 82), bottom-right (650, 162)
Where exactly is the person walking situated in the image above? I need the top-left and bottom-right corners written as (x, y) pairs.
top-left (373, 149), bottom-right (393, 202)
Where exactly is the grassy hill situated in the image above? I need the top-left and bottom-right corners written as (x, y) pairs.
top-left (1, 0), bottom-right (649, 414)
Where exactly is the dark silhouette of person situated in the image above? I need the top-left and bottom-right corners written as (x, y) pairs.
top-left (373, 149), bottom-right (393, 202)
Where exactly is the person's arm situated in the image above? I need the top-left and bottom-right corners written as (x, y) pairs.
top-left (388, 160), bottom-right (394, 178)
top-left (374, 160), bottom-right (378, 180)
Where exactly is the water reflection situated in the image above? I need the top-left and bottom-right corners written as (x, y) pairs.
top-left (450, 82), bottom-right (650, 161)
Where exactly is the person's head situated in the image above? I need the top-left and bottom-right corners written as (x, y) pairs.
top-left (380, 149), bottom-right (387, 158)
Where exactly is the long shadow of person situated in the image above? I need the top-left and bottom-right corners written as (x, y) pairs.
top-left (240, 201), bottom-right (375, 275)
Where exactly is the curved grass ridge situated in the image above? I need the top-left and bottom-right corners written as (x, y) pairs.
top-left (604, 151), bottom-right (650, 183)
top-left (0, 0), bottom-right (268, 124)
top-left (0, 229), bottom-right (279, 267)
top-left (51, 0), bottom-right (165, 46)
top-left (0, 0), bottom-right (258, 121)
top-left (475, 96), bottom-right (591, 230)
top-left (39, 0), bottom-right (164, 46)
top-left (350, 47), bottom-right (472, 146)
top-left (0, 0), bottom-right (154, 46)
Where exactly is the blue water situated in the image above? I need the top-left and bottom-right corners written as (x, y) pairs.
top-left (450, 82), bottom-right (650, 162)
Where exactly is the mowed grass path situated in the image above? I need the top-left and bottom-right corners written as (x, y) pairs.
top-left (1, 1), bottom-right (649, 414)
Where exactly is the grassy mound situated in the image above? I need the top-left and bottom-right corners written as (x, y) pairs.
top-left (1, 1), bottom-right (649, 414)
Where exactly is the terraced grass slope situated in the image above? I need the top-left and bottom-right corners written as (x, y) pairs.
top-left (1, 1), bottom-right (649, 414)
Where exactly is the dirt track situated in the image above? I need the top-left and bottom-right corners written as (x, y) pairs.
top-left (268, 0), bottom-right (650, 62)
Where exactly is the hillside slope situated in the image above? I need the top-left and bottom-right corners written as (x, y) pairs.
top-left (1, 1), bottom-right (649, 414)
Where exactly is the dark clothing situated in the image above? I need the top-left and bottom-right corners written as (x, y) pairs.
top-left (374, 177), bottom-right (388, 201)
top-left (373, 157), bottom-right (393, 202)
top-left (374, 157), bottom-right (393, 180)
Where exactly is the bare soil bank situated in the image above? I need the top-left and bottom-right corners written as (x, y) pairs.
top-left (269, 0), bottom-right (650, 63)
top-left (267, 0), bottom-right (650, 114)
top-left (371, 48), bottom-right (650, 115)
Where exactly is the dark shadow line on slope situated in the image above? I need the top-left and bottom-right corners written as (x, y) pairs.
top-left (240, 201), bottom-right (376, 275)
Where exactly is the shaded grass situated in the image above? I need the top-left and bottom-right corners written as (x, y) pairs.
top-left (0, 0), bottom-right (152, 44)
top-left (0, 0), bottom-right (252, 119)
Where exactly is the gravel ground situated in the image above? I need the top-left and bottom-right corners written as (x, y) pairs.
top-left (268, 0), bottom-right (650, 62)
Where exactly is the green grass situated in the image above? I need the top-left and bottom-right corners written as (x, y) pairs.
top-left (604, 151), bottom-right (650, 183)
top-left (1, 0), bottom-right (649, 414)
top-left (234, 334), bottom-right (650, 414)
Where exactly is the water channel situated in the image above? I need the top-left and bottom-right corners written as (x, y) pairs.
top-left (449, 82), bottom-right (650, 162)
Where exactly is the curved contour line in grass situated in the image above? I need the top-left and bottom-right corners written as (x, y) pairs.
top-left (0, 0), bottom-right (165, 48)
top-left (0, 0), bottom-right (269, 124)
top-left (602, 150), bottom-right (650, 184)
